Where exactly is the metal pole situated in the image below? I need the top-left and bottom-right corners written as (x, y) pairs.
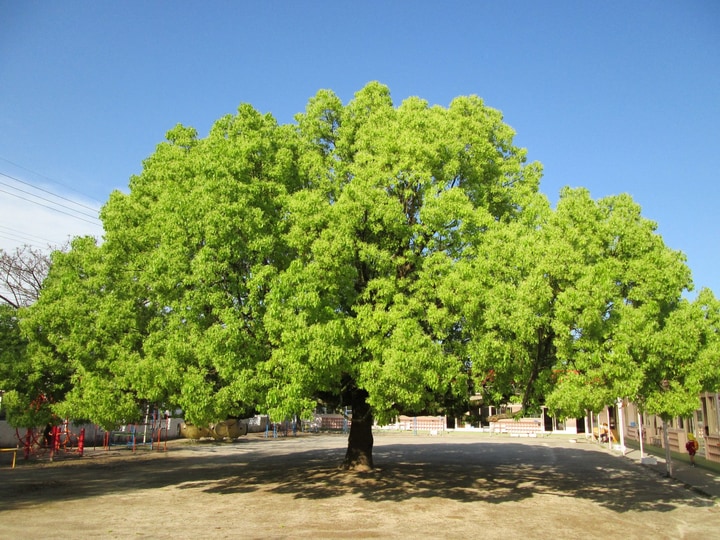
top-left (78, 428), bottom-right (85, 457)
top-left (638, 412), bottom-right (645, 458)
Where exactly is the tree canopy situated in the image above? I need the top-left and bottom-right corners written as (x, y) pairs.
top-left (4, 83), bottom-right (717, 468)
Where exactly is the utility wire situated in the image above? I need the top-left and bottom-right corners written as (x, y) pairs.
top-left (0, 234), bottom-right (58, 251)
top-left (0, 232), bottom-right (38, 245)
top-left (0, 225), bottom-right (57, 245)
top-left (0, 171), bottom-right (100, 214)
top-left (0, 188), bottom-right (103, 228)
top-left (0, 228), bottom-right (75, 251)
top-left (0, 156), bottom-right (105, 206)
top-left (0, 159), bottom-right (104, 256)
top-left (0, 177), bottom-right (101, 221)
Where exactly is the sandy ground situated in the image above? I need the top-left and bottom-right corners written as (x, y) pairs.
top-left (1, 432), bottom-right (719, 539)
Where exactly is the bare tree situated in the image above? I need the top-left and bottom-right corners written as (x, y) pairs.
top-left (0, 245), bottom-right (53, 308)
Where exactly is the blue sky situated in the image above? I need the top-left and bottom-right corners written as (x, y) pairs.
top-left (1, 1), bottom-right (718, 297)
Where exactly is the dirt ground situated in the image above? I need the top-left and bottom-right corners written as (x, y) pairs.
top-left (1, 432), bottom-right (719, 539)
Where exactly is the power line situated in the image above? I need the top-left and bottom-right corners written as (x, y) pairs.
top-left (0, 171), bottom-right (100, 214)
top-left (0, 232), bottom-right (38, 245)
top-left (0, 188), bottom-right (103, 228)
top-left (0, 225), bottom-right (57, 246)
top-left (0, 160), bottom-right (105, 255)
top-left (0, 235), bottom-right (70, 252)
top-left (0, 177), bottom-right (101, 222)
top-left (0, 156), bottom-right (105, 206)
top-left (0, 234), bottom-right (56, 251)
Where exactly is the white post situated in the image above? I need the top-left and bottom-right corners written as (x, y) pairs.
top-left (142, 404), bottom-right (149, 445)
top-left (617, 398), bottom-right (626, 454)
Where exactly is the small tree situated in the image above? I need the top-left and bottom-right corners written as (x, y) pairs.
top-left (637, 289), bottom-right (720, 476)
top-left (543, 190), bottom-right (692, 426)
top-left (0, 245), bottom-right (60, 427)
top-left (0, 245), bottom-right (53, 308)
top-left (20, 236), bottom-right (144, 429)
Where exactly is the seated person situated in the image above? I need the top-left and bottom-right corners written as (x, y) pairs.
top-left (599, 423), bottom-right (610, 443)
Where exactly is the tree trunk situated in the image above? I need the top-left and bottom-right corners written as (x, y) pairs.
top-left (521, 327), bottom-right (554, 413)
top-left (343, 387), bottom-right (374, 470)
top-left (662, 418), bottom-right (673, 478)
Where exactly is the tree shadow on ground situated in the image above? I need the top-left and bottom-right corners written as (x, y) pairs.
top-left (195, 442), bottom-right (709, 514)
top-left (0, 438), bottom-right (713, 515)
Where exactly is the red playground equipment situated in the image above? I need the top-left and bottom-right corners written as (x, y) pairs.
top-left (15, 419), bottom-right (86, 461)
top-left (12, 394), bottom-right (86, 461)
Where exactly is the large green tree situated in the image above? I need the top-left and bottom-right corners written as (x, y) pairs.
top-left (20, 83), bottom-right (709, 472)
top-left (22, 83), bottom-right (541, 467)
top-left (259, 84), bottom-right (541, 467)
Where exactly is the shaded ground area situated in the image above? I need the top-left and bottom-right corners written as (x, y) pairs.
top-left (1, 433), bottom-right (718, 538)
